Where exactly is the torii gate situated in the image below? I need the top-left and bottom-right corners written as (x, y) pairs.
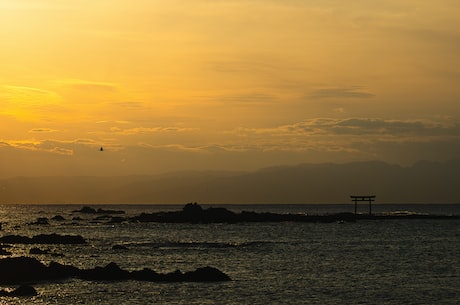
top-left (350, 195), bottom-right (376, 216)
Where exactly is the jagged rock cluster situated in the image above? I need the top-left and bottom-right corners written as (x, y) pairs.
top-left (0, 256), bottom-right (231, 285)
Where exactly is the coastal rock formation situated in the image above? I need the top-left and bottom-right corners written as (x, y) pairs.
top-left (0, 285), bottom-right (38, 297)
top-left (28, 217), bottom-right (50, 225)
top-left (51, 215), bottom-right (66, 221)
top-left (0, 256), bottom-right (231, 285)
top-left (74, 206), bottom-right (125, 214)
top-left (0, 233), bottom-right (86, 244)
top-left (131, 203), bottom-right (358, 223)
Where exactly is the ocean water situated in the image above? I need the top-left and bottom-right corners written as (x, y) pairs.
top-left (0, 204), bottom-right (459, 304)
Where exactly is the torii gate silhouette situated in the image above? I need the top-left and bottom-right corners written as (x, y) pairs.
top-left (350, 195), bottom-right (376, 216)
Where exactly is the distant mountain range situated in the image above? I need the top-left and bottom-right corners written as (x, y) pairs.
top-left (1, 160), bottom-right (459, 204)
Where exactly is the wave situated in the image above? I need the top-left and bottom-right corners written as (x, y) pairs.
top-left (123, 241), bottom-right (277, 249)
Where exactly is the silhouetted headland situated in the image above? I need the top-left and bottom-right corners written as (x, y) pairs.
top-left (130, 203), bottom-right (460, 224)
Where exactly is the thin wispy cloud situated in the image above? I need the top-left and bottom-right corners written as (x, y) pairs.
top-left (29, 128), bottom-right (58, 133)
top-left (309, 87), bottom-right (375, 99)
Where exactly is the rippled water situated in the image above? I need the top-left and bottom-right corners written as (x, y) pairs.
top-left (0, 204), bottom-right (459, 304)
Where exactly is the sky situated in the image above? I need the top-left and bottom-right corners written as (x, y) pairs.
top-left (1, 0), bottom-right (460, 178)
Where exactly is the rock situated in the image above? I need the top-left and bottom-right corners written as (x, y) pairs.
top-left (130, 268), bottom-right (161, 281)
top-left (51, 215), bottom-right (66, 221)
top-left (7, 285), bottom-right (38, 297)
top-left (96, 208), bottom-right (125, 215)
top-left (29, 247), bottom-right (50, 254)
top-left (0, 245), bottom-right (12, 256)
top-left (112, 244), bottom-right (128, 250)
top-left (74, 206), bottom-right (125, 214)
top-left (0, 256), bottom-right (230, 284)
top-left (79, 262), bottom-right (130, 281)
top-left (74, 206), bottom-right (97, 214)
top-left (29, 217), bottom-right (49, 225)
top-left (0, 257), bottom-right (49, 284)
top-left (183, 266), bottom-right (232, 282)
top-left (0, 233), bottom-right (87, 244)
top-left (108, 216), bottom-right (127, 223)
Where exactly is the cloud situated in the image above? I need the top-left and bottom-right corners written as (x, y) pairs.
top-left (200, 92), bottom-right (277, 104)
top-left (29, 128), bottom-right (58, 133)
top-left (273, 118), bottom-right (460, 137)
top-left (57, 79), bottom-right (117, 92)
top-left (109, 126), bottom-right (198, 135)
top-left (309, 87), bottom-right (375, 99)
top-left (0, 85), bottom-right (61, 105)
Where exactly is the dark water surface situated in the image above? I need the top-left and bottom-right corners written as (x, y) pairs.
top-left (0, 204), bottom-right (459, 304)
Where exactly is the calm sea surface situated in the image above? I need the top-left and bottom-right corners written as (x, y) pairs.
top-left (0, 204), bottom-right (459, 304)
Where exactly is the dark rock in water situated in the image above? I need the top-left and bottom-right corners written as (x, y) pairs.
top-left (0, 257), bottom-right (49, 284)
top-left (112, 244), bottom-right (128, 250)
top-left (108, 216), bottom-right (127, 223)
top-left (0, 233), bottom-right (86, 244)
top-left (183, 266), bottom-right (231, 282)
top-left (0, 245), bottom-right (12, 256)
top-left (131, 202), bottom-right (362, 224)
top-left (96, 208), bottom-right (125, 215)
top-left (48, 261), bottom-right (79, 278)
top-left (29, 247), bottom-right (63, 257)
top-left (72, 216), bottom-right (83, 221)
top-left (75, 206), bottom-right (97, 214)
top-left (0, 249), bottom-right (12, 256)
top-left (80, 262), bottom-right (131, 281)
top-left (0, 235), bottom-right (30, 243)
top-left (29, 247), bottom-right (50, 255)
top-left (8, 285), bottom-right (38, 297)
top-left (0, 256), bottom-right (231, 284)
top-left (29, 217), bottom-right (49, 225)
top-left (51, 215), bottom-right (66, 221)
top-left (74, 206), bottom-right (125, 214)
top-left (130, 268), bottom-right (161, 281)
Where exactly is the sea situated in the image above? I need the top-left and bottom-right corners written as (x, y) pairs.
top-left (0, 203), bottom-right (459, 304)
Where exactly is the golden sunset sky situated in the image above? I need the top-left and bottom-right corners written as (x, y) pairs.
top-left (1, 0), bottom-right (460, 177)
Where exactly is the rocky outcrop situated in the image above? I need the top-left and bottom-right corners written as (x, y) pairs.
top-left (0, 285), bottom-right (38, 297)
top-left (131, 203), bottom-right (358, 223)
top-left (0, 233), bottom-right (86, 244)
top-left (51, 215), bottom-right (66, 221)
top-left (112, 244), bottom-right (128, 250)
top-left (74, 206), bottom-right (125, 214)
top-left (0, 256), bottom-right (231, 285)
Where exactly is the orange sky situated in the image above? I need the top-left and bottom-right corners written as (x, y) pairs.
top-left (1, 0), bottom-right (460, 177)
